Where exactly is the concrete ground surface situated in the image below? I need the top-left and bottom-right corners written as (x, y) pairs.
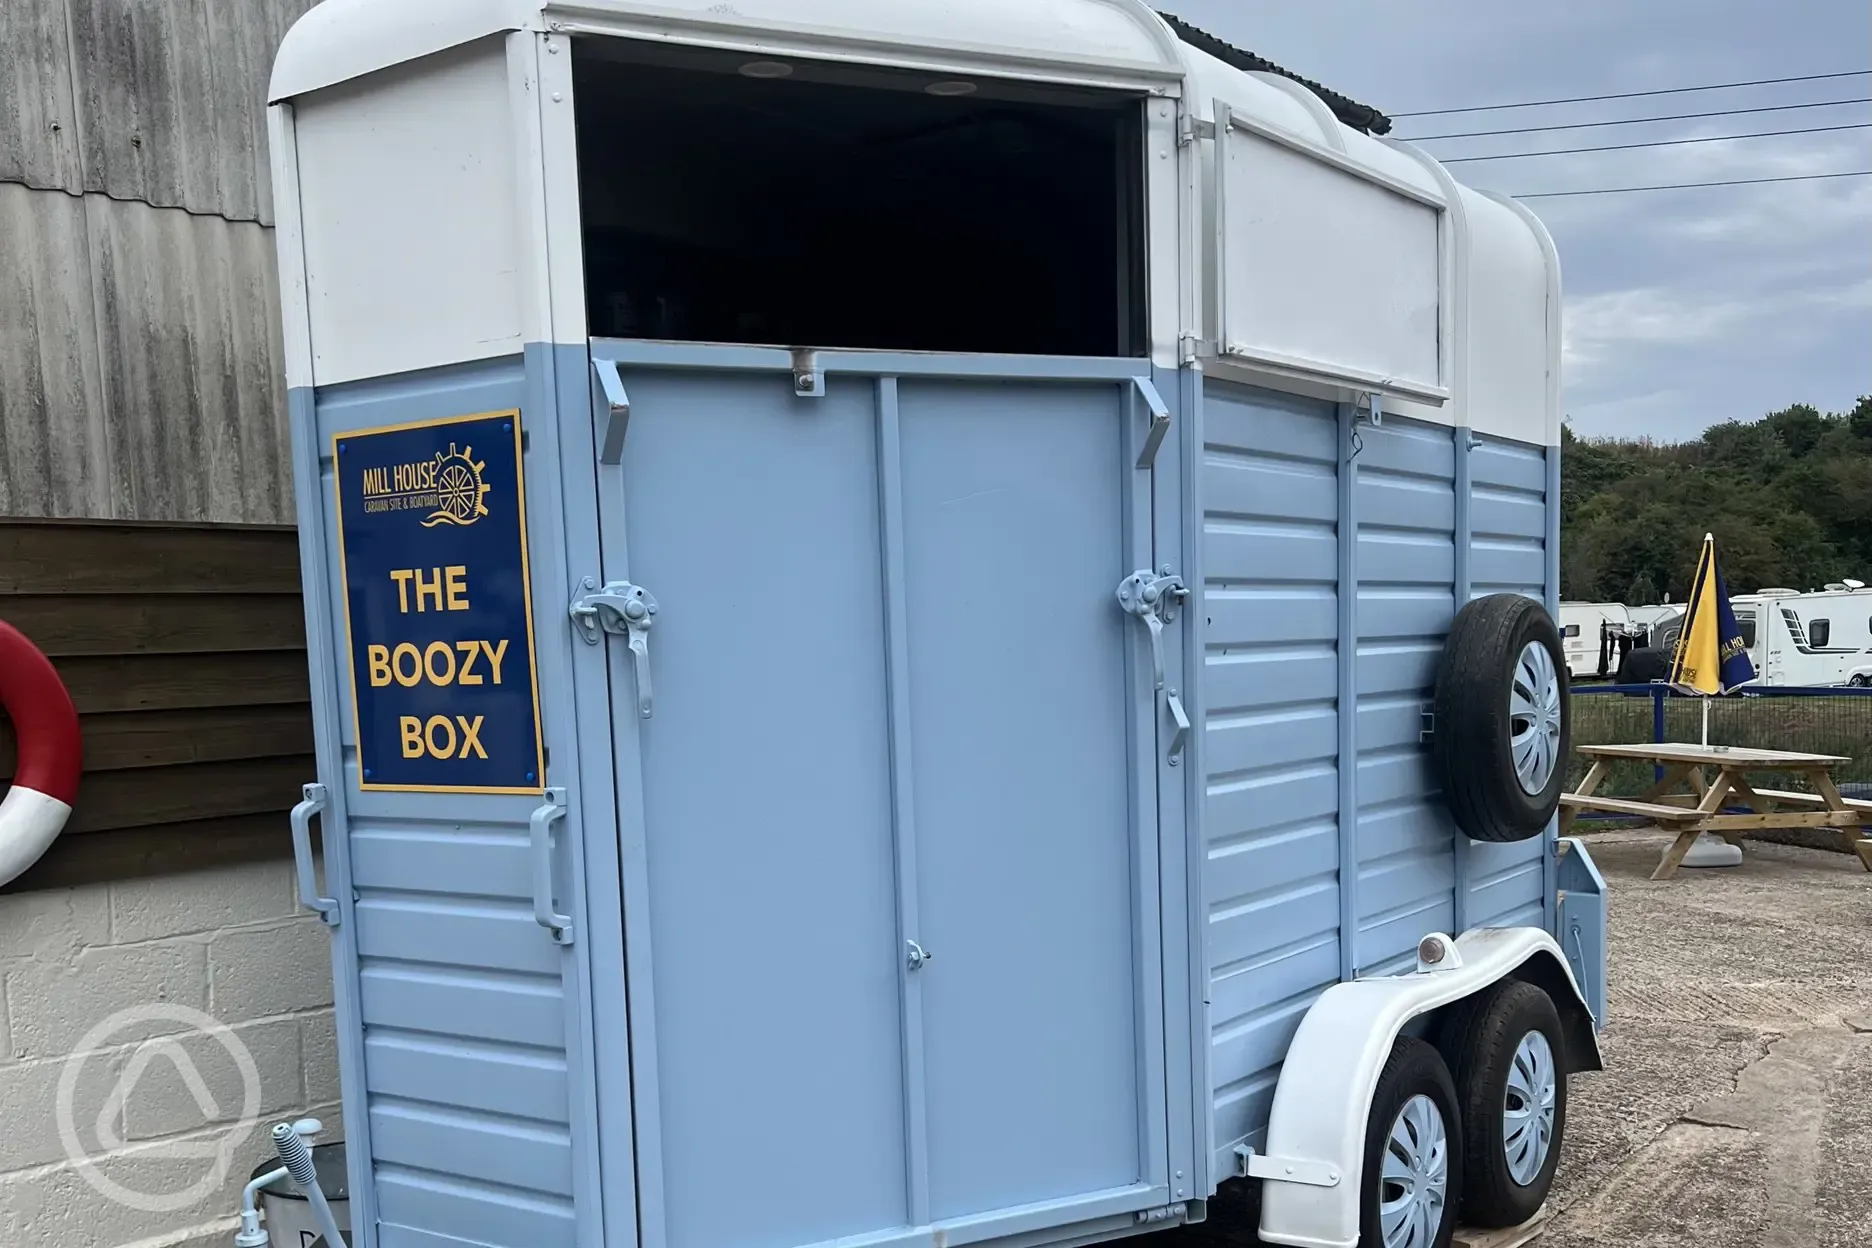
top-left (1163, 830), bottom-right (1872, 1248)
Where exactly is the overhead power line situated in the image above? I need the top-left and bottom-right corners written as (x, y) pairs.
top-left (1513, 169), bottom-right (1872, 198)
top-left (1404, 96), bottom-right (1870, 141)
top-left (1393, 69), bottom-right (1870, 118)
top-left (1441, 121), bottom-right (1872, 163)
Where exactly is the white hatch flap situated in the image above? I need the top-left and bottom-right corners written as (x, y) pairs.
top-left (1215, 103), bottom-right (1447, 405)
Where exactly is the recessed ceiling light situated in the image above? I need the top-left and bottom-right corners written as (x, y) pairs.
top-left (925, 80), bottom-right (978, 97)
top-left (739, 60), bottom-right (794, 79)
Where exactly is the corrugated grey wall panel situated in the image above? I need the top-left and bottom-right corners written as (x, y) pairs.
top-left (61, 0), bottom-right (317, 223)
top-left (2, 0), bottom-right (305, 523)
top-left (1354, 418), bottom-right (1459, 977)
top-left (1200, 380), bottom-right (1344, 1154)
top-left (0, 1), bottom-right (84, 191)
top-left (88, 195), bottom-right (292, 521)
top-left (0, 183), bottom-right (292, 522)
top-left (0, 183), bottom-right (112, 517)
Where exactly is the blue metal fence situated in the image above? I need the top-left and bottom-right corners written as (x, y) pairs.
top-left (1570, 684), bottom-right (1872, 799)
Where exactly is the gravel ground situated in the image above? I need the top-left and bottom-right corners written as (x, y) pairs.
top-left (1542, 831), bottom-right (1872, 1248)
top-left (1161, 830), bottom-right (1872, 1248)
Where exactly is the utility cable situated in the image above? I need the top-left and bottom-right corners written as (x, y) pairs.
top-left (1440, 121), bottom-right (1872, 162)
top-left (1392, 69), bottom-right (1870, 117)
top-left (1513, 170), bottom-right (1872, 198)
top-left (1404, 96), bottom-right (1869, 141)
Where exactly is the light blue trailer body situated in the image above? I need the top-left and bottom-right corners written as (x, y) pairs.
top-left (268, 5), bottom-right (1606, 1248)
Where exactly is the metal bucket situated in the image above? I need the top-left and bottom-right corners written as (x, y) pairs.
top-left (251, 1142), bottom-right (349, 1248)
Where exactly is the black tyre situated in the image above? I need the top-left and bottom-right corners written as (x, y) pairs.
top-left (1438, 981), bottom-right (1568, 1229)
top-left (1433, 594), bottom-right (1569, 842)
top-left (1360, 1037), bottom-right (1461, 1248)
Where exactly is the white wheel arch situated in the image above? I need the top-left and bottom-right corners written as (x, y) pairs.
top-left (1256, 927), bottom-right (1601, 1248)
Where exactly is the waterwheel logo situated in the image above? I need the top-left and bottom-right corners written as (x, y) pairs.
top-left (422, 443), bottom-right (491, 528)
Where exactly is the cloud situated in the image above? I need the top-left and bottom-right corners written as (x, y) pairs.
top-left (1565, 287), bottom-right (1749, 377)
top-left (1567, 276), bottom-right (1872, 387)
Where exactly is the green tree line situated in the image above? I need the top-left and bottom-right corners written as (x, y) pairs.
top-left (1560, 395), bottom-right (1872, 603)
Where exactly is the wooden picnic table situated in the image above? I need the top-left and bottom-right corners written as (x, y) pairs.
top-left (1560, 742), bottom-right (1872, 881)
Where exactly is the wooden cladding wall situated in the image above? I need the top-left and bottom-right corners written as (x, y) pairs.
top-left (0, 520), bottom-right (314, 893)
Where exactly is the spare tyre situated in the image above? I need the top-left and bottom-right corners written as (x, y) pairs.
top-left (1433, 594), bottom-right (1570, 842)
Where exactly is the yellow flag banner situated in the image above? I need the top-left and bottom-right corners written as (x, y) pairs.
top-left (1668, 534), bottom-right (1756, 695)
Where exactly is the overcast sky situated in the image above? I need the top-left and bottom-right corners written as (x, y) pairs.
top-left (1169, 0), bottom-right (1872, 443)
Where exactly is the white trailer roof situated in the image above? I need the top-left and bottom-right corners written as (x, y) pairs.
top-left (269, 0), bottom-right (1188, 101)
top-left (271, 0), bottom-right (1561, 448)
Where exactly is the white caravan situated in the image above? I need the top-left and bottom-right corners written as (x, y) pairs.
top-left (1732, 586), bottom-right (1872, 686)
top-left (1559, 601), bottom-right (1632, 678)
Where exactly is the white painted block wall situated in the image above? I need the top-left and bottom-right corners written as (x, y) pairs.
top-left (0, 859), bottom-right (339, 1247)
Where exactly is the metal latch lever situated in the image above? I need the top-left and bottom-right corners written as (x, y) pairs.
top-left (1116, 570), bottom-right (1189, 691)
top-left (570, 581), bottom-right (659, 718)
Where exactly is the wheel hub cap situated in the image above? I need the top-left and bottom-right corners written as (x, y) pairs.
top-left (1510, 641), bottom-right (1562, 796)
top-left (1380, 1094), bottom-right (1449, 1248)
top-left (1504, 1030), bottom-right (1558, 1186)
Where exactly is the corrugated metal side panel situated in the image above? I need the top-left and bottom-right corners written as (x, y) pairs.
top-left (54, 0), bottom-right (316, 223)
top-left (1469, 439), bottom-right (1549, 601)
top-left (1200, 379), bottom-right (1343, 1155)
top-left (0, 0), bottom-right (83, 191)
top-left (1354, 417), bottom-right (1457, 977)
top-left (312, 358), bottom-right (578, 1248)
top-left (0, 182), bottom-right (291, 522)
top-left (89, 192), bottom-right (292, 521)
top-left (1463, 437), bottom-right (1551, 928)
top-left (0, 182), bottom-right (111, 517)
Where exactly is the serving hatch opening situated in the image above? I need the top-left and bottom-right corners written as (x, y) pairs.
top-left (572, 39), bottom-right (1147, 357)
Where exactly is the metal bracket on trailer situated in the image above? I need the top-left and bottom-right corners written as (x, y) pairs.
top-left (1132, 376), bottom-right (1171, 469)
top-left (1134, 1203), bottom-right (1190, 1225)
top-left (593, 358), bottom-right (630, 465)
top-left (791, 348), bottom-right (824, 398)
top-left (1234, 1145), bottom-right (1342, 1189)
top-left (1176, 115), bottom-right (1216, 147)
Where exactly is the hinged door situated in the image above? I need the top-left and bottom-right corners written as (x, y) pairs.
top-left (587, 344), bottom-right (1181, 1248)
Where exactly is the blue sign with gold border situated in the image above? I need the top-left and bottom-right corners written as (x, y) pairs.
top-left (334, 410), bottom-right (545, 794)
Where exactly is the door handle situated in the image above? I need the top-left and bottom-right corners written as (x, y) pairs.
top-left (290, 784), bottom-right (340, 927)
top-left (530, 788), bottom-right (574, 946)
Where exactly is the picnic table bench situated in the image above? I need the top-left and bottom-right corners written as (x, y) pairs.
top-left (1560, 742), bottom-right (1872, 881)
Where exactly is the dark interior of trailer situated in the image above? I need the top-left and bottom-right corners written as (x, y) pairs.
top-left (572, 41), bottom-right (1146, 357)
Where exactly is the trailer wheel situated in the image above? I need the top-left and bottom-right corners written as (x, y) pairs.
top-left (1440, 980), bottom-right (1568, 1229)
top-left (1360, 1037), bottom-right (1460, 1248)
top-left (1433, 594), bottom-right (1569, 842)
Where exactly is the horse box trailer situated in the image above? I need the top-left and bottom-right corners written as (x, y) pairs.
top-left (267, 4), bottom-right (1607, 1247)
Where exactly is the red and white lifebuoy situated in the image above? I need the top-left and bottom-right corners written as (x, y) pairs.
top-left (0, 621), bottom-right (82, 886)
